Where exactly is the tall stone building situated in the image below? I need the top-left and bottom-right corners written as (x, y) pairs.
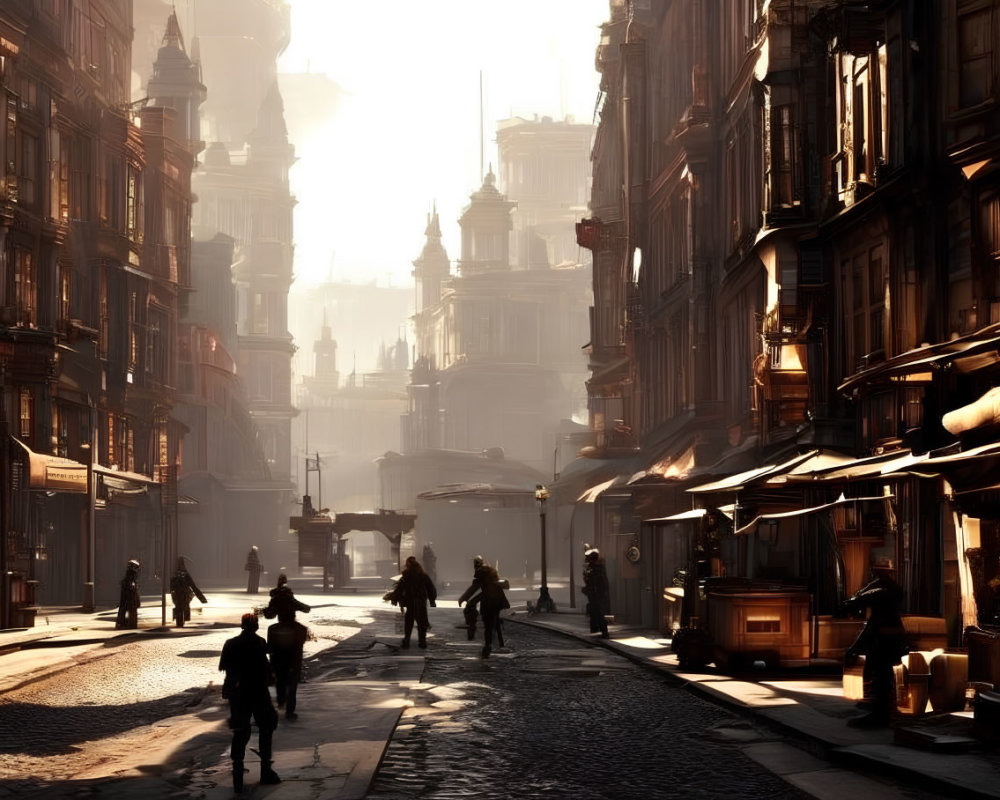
top-left (572, 0), bottom-right (1000, 662)
top-left (0, 1), bottom-right (192, 621)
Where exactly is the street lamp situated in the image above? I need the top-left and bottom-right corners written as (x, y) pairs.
top-left (534, 484), bottom-right (555, 613)
top-left (81, 442), bottom-right (95, 613)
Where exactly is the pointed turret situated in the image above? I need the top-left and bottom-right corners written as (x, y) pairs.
top-left (146, 11), bottom-right (206, 152)
top-left (412, 202), bottom-right (451, 313)
top-left (313, 308), bottom-right (339, 390)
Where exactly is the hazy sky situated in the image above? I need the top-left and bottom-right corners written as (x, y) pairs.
top-left (278, 0), bottom-right (608, 290)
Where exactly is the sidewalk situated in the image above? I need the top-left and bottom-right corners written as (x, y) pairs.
top-left (508, 608), bottom-right (1000, 800)
top-left (0, 587), bottom-right (415, 800)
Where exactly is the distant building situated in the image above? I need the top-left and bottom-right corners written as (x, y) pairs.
top-left (404, 171), bottom-right (591, 472)
top-left (134, 0), bottom-right (298, 578)
top-left (496, 115), bottom-right (595, 270)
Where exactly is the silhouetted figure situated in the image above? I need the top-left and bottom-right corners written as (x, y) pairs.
top-left (263, 574), bottom-right (311, 719)
top-left (115, 559), bottom-right (141, 629)
top-left (170, 557), bottom-right (207, 627)
top-left (219, 613), bottom-right (281, 792)
top-left (843, 564), bottom-right (906, 728)
top-left (386, 556), bottom-right (437, 649)
top-left (422, 544), bottom-right (438, 585)
top-left (263, 573), bottom-right (311, 622)
top-left (245, 546), bottom-right (263, 593)
top-left (582, 548), bottom-right (611, 639)
top-left (458, 556), bottom-right (510, 658)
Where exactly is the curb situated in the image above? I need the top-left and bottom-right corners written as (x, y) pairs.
top-left (506, 613), bottom-right (991, 800)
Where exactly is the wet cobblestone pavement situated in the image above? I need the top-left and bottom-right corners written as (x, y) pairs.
top-left (368, 623), bottom-right (811, 800)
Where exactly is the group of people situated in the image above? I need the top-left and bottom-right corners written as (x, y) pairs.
top-left (384, 554), bottom-right (512, 658)
top-left (219, 573), bottom-right (312, 793)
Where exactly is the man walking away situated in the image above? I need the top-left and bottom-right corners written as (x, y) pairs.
top-left (170, 556), bottom-right (207, 627)
top-left (219, 612), bottom-right (281, 792)
top-left (264, 574), bottom-right (311, 720)
top-left (582, 548), bottom-right (611, 638)
top-left (386, 556), bottom-right (437, 649)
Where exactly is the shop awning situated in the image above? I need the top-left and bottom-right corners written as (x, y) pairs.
top-left (12, 437), bottom-right (160, 492)
top-left (578, 476), bottom-right (622, 503)
top-left (735, 493), bottom-right (893, 535)
top-left (838, 324), bottom-right (1000, 394)
top-left (779, 449), bottom-right (923, 483)
top-left (645, 504), bottom-right (736, 524)
top-left (12, 437), bottom-right (87, 492)
top-left (686, 450), bottom-right (817, 494)
top-left (943, 387), bottom-right (1000, 435)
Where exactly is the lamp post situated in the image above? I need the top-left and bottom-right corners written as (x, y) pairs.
top-left (534, 484), bottom-right (555, 613)
top-left (81, 442), bottom-right (95, 613)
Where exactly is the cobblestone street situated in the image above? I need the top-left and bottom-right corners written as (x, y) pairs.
top-left (0, 595), bottom-right (961, 799)
top-left (370, 622), bottom-right (810, 800)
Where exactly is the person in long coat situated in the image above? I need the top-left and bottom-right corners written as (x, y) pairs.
top-left (170, 557), bottom-right (207, 627)
top-left (843, 564), bottom-right (907, 728)
top-left (245, 546), bottom-right (263, 593)
top-left (263, 574), bottom-right (311, 719)
top-left (115, 559), bottom-right (141, 629)
top-left (387, 556), bottom-right (437, 649)
top-left (458, 556), bottom-right (510, 658)
top-left (219, 612), bottom-right (281, 792)
top-left (582, 548), bottom-right (611, 638)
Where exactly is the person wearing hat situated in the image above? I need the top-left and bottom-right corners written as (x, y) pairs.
top-left (219, 612), bottom-right (281, 792)
top-left (582, 547), bottom-right (611, 639)
top-left (842, 561), bottom-right (906, 728)
top-left (458, 556), bottom-right (509, 658)
top-left (245, 546), bottom-right (263, 594)
top-left (115, 559), bottom-right (141, 629)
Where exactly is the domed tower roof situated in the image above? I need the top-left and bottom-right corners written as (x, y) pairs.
top-left (457, 165), bottom-right (516, 276)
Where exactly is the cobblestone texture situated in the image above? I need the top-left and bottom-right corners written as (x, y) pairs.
top-left (369, 623), bottom-right (810, 800)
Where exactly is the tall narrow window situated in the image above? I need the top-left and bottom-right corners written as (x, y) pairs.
top-left (59, 137), bottom-right (70, 220)
top-left (252, 292), bottom-right (268, 335)
top-left (773, 105), bottom-right (796, 206)
top-left (98, 265), bottom-right (108, 358)
top-left (128, 291), bottom-right (138, 370)
top-left (19, 132), bottom-right (37, 206)
top-left (19, 388), bottom-right (33, 443)
top-left (959, 7), bottom-right (994, 108)
top-left (58, 264), bottom-right (71, 322)
top-left (14, 248), bottom-right (35, 325)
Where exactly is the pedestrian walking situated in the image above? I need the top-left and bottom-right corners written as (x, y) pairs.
top-left (582, 547), bottom-right (611, 639)
top-left (245, 546), bottom-right (263, 593)
top-left (170, 557), bottom-right (207, 628)
top-left (115, 559), bottom-right (141, 629)
top-left (219, 612), bottom-right (281, 793)
top-left (422, 543), bottom-right (438, 584)
top-left (458, 556), bottom-right (509, 658)
top-left (386, 556), bottom-right (437, 649)
top-left (842, 561), bottom-right (907, 728)
top-left (263, 574), bottom-right (311, 719)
